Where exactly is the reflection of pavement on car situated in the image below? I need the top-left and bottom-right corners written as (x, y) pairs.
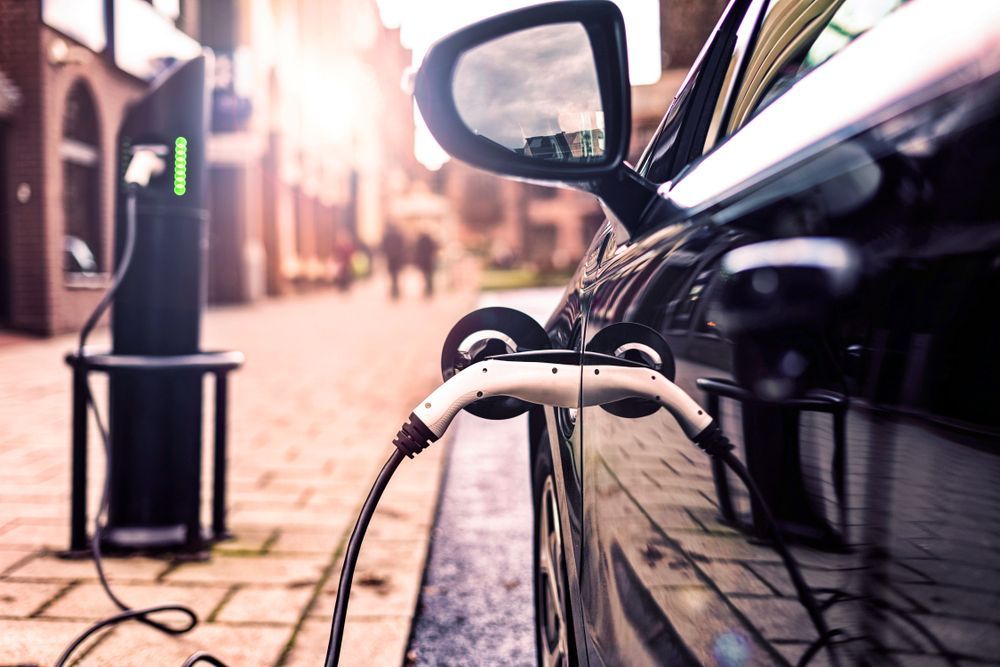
top-left (407, 288), bottom-right (561, 666)
top-left (594, 357), bottom-right (1000, 666)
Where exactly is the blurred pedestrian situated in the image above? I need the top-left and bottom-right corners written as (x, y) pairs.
top-left (382, 223), bottom-right (406, 299)
top-left (414, 231), bottom-right (439, 298)
top-left (334, 229), bottom-right (355, 291)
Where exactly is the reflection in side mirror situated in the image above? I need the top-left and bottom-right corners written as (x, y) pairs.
top-left (415, 1), bottom-right (660, 236)
top-left (414, 0), bottom-right (633, 185)
top-left (452, 22), bottom-right (606, 164)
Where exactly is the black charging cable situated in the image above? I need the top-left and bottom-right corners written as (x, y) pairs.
top-left (55, 186), bottom-right (227, 667)
top-left (324, 449), bottom-right (406, 666)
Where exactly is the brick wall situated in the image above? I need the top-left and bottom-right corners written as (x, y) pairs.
top-left (0, 0), bottom-right (48, 333)
top-left (40, 27), bottom-right (145, 334)
top-left (0, 4), bottom-right (146, 334)
top-left (660, 0), bottom-right (730, 70)
top-left (0, 2), bottom-right (204, 335)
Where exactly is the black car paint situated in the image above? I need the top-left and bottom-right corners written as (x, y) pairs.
top-left (536, 32), bottom-right (1000, 667)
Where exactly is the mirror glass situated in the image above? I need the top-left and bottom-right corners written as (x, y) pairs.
top-left (452, 22), bottom-right (606, 163)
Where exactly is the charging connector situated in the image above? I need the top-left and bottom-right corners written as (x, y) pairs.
top-left (394, 350), bottom-right (714, 458)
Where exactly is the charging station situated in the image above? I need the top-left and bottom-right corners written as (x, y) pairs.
top-left (65, 55), bottom-right (244, 556)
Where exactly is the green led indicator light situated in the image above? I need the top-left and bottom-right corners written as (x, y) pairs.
top-left (173, 136), bottom-right (188, 197)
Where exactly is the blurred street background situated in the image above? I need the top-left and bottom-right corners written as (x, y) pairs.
top-left (0, 0), bottom-right (726, 336)
top-left (0, 0), bottom-right (726, 664)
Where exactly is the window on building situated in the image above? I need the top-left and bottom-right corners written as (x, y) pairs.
top-left (62, 82), bottom-right (101, 276)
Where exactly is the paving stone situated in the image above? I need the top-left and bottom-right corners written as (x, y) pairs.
top-left (41, 582), bottom-right (230, 622)
top-left (916, 614), bottom-right (1000, 662)
top-left (0, 580), bottom-right (67, 617)
top-left (0, 502), bottom-right (69, 523)
top-left (211, 528), bottom-right (274, 555)
top-left (880, 655), bottom-right (964, 667)
top-left (0, 522), bottom-right (68, 549)
top-left (364, 504), bottom-right (436, 542)
top-left (642, 504), bottom-right (708, 533)
top-left (745, 561), bottom-right (852, 599)
top-left (619, 529), bottom-right (704, 588)
top-left (285, 616), bottom-right (411, 667)
top-left (164, 555), bottom-right (326, 586)
top-left (773, 641), bottom-right (836, 667)
top-left (901, 582), bottom-right (1000, 619)
top-left (270, 528), bottom-right (348, 555)
top-left (698, 561), bottom-right (774, 596)
top-left (227, 507), bottom-right (351, 529)
top-left (729, 596), bottom-right (818, 643)
top-left (0, 618), bottom-right (106, 666)
top-left (213, 585), bottom-right (314, 625)
top-left (671, 531), bottom-right (784, 564)
top-left (0, 547), bottom-right (37, 576)
top-left (685, 506), bottom-right (741, 535)
top-left (78, 620), bottom-right (290, 666)
top-left (312, 539), bottom-right (427, 620)
top-left (6, 554), bottom-right (170, 583)
top-left (649, 586), bottom-right (777, 666)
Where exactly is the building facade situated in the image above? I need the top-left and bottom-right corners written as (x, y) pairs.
top-left (0, 0), bottom-right (415, 334)
top-left (0, 0), bottom-right (201, 334)
top-left (199, 0), bottom-right (416, 302)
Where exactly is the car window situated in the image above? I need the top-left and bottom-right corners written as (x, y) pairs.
top-left (702, 0), bottom-right (770, 153)
top-left (723, 0), bottom-right (906, 137)
top-left (639, 64), bottom-right (703, 182)
top-left (640, 0), bottom-right (758, 185)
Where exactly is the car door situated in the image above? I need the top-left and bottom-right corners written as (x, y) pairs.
top-left (577, 1), bottom-right (1000, 666)
top-left (531, 1), bottom-right (767, 663)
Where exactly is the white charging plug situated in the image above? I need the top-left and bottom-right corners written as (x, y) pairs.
top-left (395, 355), bottom-right (716, 458)
top-left (123, 144), bottom-right (169, 188)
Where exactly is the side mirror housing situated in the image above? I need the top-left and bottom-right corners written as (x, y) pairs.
top-left (414, 0), bottom-right (656, 229)
top-left (415, 1), bottom-right (631, 183)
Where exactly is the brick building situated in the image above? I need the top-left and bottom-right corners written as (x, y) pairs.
top-left (0, 0), bottom-right (416, 334)
top-left (0, 0), bottom-right (200, 335)
top-left (199, 0), bottom-right (416, 302)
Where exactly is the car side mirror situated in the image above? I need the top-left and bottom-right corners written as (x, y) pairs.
top-left (414, 1), bottom-right (655, 229)
top-left (415, 0), bottom-right (630, 181)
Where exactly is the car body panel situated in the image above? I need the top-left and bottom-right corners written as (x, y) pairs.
top-left (535, 0), bottom-right (1000, 664)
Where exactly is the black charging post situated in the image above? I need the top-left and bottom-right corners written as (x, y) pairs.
top-left (65, 55), bottom-right (244, 557)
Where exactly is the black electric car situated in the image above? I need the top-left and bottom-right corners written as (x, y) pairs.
top-left (415, 0), bottom-right (1000, 664)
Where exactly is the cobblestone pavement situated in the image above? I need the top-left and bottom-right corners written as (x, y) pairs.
top-left (0, 272), bottom-right (476, 667)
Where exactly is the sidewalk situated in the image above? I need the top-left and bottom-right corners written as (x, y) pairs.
top-left (0, 274), bottom-right (476, 666)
